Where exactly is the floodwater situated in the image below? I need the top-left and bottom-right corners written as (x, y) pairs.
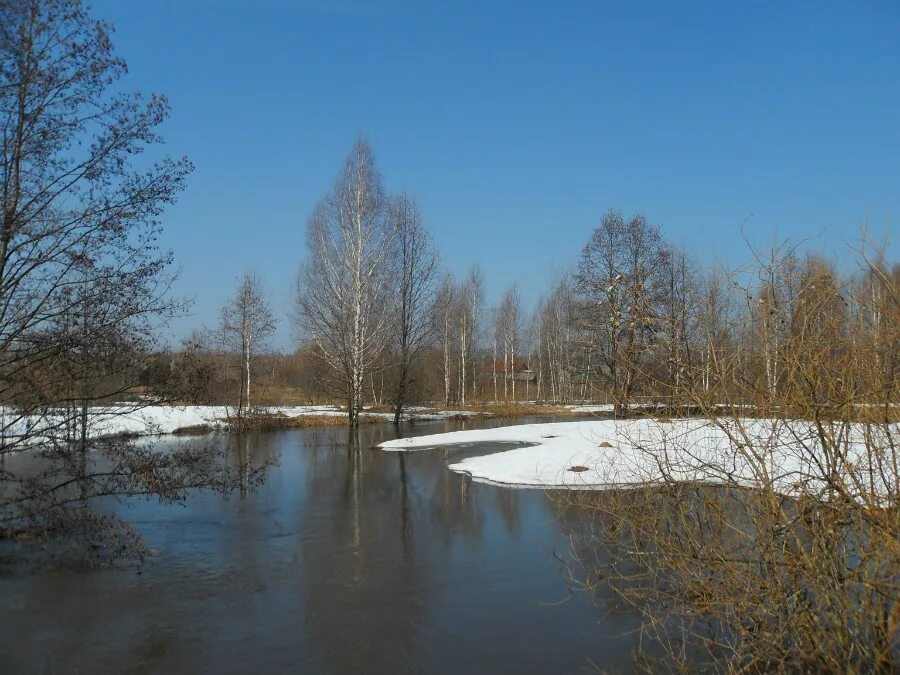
top-left (0, 418), bottom-right (646, 674)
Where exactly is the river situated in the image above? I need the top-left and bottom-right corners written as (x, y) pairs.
top-left (0, 417), bottom-right (645, 673)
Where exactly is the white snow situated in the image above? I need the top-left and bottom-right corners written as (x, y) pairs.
top-left (378, 418), bottom-right (896, 497)
top-left (565, 404), bottom-right (616, 414)
top-left (563, 402), bottom-right (765, 414)
top-left (0, 404), bottom-right (488, 445)
top-left (564, 402), bottom-right (672, 414)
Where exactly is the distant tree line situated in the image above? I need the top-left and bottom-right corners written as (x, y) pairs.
top-left (151, 159), bottom-right (897, 426)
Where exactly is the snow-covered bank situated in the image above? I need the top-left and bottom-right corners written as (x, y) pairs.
top-left (378, 418), bottom-right (896, 496)
top-left (563, 402), bottom-right (758, 415)
top-left (0, 404), bottom-right (487, 445)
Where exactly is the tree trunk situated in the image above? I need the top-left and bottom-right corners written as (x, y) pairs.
top-left (444, 316), bottom-right (450, 405)
top-left (459, 316), bottom-right (467, 406)
top-left (503, 342), bottom-right (508, 401)
top-left (393, 371), bottom-right (406, 426)
top-left (511, 343), bottom-right (516, 402)
top-left (492, 338), bottom-right (498, 402)
top-left (243, 335), bottom-right (251, 419)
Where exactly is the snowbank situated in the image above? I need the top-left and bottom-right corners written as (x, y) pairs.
top-left (565, 404), bottom-right (616, 414)
top-left (379, 418), bottom-right (896, 496)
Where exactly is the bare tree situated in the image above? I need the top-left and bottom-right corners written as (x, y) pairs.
top-left (219, 273), bottom-right (276, 426)
top-left (494, 285), bottom-right (522, 402)
top-left (536, 279), bottom-right (574, 403)
top-left (295, 139), bottom-right (395, 427)
top-left (657, 247), bottom-right (697, 402)
top-left (696, 266), bottom-right (734, 399)
top-left (0, 0), bottom-right (255, 545)
top-left (748, 243), bottom-right (802, 404)
top-left (388, 194), bottom-right (439, 424)
top-left (468, 268), bottom-right (484, 402)
top-left (852, 246), bottom-right (898, 397)
top-left (491, 307), bottom-right (499, 402)
top-left (456, 266), bottom-right (483, 406)
top-left (435, 274), bottom-right (455, 406)
top-left (492, 302), bottom-right (507, 401)
top-left (574, 210), bottom-right (664, 416)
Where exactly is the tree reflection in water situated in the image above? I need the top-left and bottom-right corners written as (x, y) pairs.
top-left (0, 418), bottom-right (646, 673)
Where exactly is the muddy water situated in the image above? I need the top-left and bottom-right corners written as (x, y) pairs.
top-left (0, 418), bottom-right (644, 674)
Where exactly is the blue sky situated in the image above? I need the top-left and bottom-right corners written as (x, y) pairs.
top-left (91, 0), bottom-right (899, 347)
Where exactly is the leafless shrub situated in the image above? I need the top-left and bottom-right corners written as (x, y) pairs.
top-left (559, 243), bottom-right (899, 672)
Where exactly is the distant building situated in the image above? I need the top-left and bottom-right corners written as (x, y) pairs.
top-left (489, 359), bottom-right (536, 382)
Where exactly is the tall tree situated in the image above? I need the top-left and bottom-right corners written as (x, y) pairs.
top-left (388, 193), bottom-right (438, 424)
top-left (658, 247), bottom-right (696, 402)
top-left (574, 210), bottom-right (664, 416)
top-left (295, 139), bottom-right (395, 427)
top-left (456, 266), bottom-right (483, 406)
top-left (0, 0), bottom-right (248, 540)
top-left (435, 274), bottom-right (455, 406)
top-left (536, 279), bottom-right (574, 403)
top-left (750, 244), bottom-right (801, 403)
top-left (495, 285), bottom-right (521, 402)
top-left (696, 267), bottom-right (733, 398)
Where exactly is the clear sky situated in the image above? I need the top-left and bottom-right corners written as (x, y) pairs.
top-left (90, 0), bottom-right (899, 348)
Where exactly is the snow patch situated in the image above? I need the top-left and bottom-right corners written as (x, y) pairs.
top-left (378, 418), bottom-right (895, 497)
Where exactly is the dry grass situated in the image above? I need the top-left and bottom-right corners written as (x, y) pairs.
top-left (171, 424), bottom-right (215, 436)
top-left (252, 386), bottom-right (333, 407)
top-left (232, 412), bottom-right (383, 430)
top-left (361, 403), bottom-right (395, 414)
top-left (443, 402), bottom-right (577, 418)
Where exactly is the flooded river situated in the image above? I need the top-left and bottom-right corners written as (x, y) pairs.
top-left (0, 418), bottom-right (645, 673)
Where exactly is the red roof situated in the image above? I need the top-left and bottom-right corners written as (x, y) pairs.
top-left (490, 359), bottom-right (530, 373)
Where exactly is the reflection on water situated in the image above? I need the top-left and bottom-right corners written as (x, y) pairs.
top-left (0, 418), bottom-right (644, 674)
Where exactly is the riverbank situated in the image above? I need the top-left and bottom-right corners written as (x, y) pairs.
top-left (0, 400), bottom-right (710, 445)
top-left (0, 404), bottom-right (489, 445)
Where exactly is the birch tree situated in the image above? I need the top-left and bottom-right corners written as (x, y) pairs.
top-left (491, 307), bottom-right (499, 402)
top-left (748, 244), bottom-right (801, 404)
top-left (697, 267), bottom-right (733, 398)
top-left (494, 285), bottom-right (522, 402)
top-left (295, 139), bottom-right (395, 427)
top-left (435, 274), bottom-right (455, 406)
top-left (468, 268), bottom-right (484, 402)
top-left (852, 250), bottom-right (898, 395)
top-left (537, 280), bottom-right (574, 403)
top-left (220, 273), bottom-right (276, 426)
top-left (456, 266), bottom-right (483, 406)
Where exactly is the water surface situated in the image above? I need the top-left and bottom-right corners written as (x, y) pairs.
top-left (0, 418), bottom-right (644, 674)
